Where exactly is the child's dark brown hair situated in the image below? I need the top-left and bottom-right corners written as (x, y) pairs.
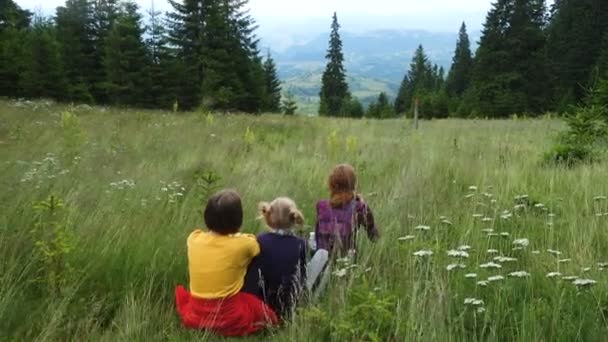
top-left (204, 189), bottom-right (243, 235)
top-left (328, 164), bottom-right (357, 207)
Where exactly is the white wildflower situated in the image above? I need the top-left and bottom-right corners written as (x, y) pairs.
top-left (573, 278), bottom-right (597, 287)
top-left (441, 219), bottom-right (453, 226)
top-left (513, 238), bottom-right (530, 247)
top-left (487, 275), bottom-right (505, 282)
top-left (532, 250), bottom-right (541, 255)
top-left (546, 272), bottom-right (562, 278)
top-left (558, 258), bottom-right (571, 264)
top-left (561, 276), bottom-right (578, 281)
top-left (447, 250), bottom-right (470, 258)
top-left (481, 217), bottom-right (493, 222)
top-left (494, 256), bottom-right (517, 263)
top-left (415, 225), bottom-right (431, 231)
top-left (333, 268), bottom-right (347, 278)
top-left (508, 271), bottom-right (531, 278)
top-left (597, 262), bottom-right (608, 268)
top-left (514, 204), bottom-right (526, 210)
top-left (458, 245), bottom-right (471, 251)
top-left (487, 249), bottom-right (499, 254)
top-left (583, 267), bottom-right (592, 273)
top-left (397, 235), bottom-right (416, 242)
top-left (469, 186), bottom-right (478, 191)
top-left (464, 298), bottom-right (484, 306)
top-left (413, 250), bottom-right (433, 257)
top-left (472, 214), bottom-right (483, 218)
top-left (480, 262), bottom-right (502, 269)
top-left (477, 307), bottom-right (486, 314)
top-left (477, 280), bottom-right (489, 287)
top-left (482, 229), bottom-right (494, 233)
top-left (593, 196), bottom-right (607, 201)
top-left (500, 232), bottom-right (510, 237)
top-left (500, 211), bottom-right (513, 220)
top-left (534, 203), bottom-right (545, 208)
top-left (547, 249), bottom-right (562, 256)
top-left (447, 263), bottom-right (467, 271)
top-left (465, 273), bottom-right (477, 278)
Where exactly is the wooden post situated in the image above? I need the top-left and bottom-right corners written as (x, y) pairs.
top-left (414, 97), bottom-right (419, 129)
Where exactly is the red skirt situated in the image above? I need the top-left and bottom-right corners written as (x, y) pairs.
top-left (175, 285), bottom-right (278, 337)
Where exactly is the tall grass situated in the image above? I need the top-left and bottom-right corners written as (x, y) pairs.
top-left (1, 99), bottom-right (607, 341)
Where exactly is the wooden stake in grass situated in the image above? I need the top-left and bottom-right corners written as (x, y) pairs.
top-left (414, 97), bottom-right (419, 130)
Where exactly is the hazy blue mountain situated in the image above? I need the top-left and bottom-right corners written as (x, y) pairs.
top-left (266, 29), bottom-right (480, 113)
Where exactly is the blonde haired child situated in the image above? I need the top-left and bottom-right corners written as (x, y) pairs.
top-left (243, 197), bottom-right (327, 319)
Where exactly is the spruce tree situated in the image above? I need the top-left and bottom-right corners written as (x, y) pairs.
top-left (394, 45), bottom-right (433, 115)
top-left (263, 52), bottom-right (282, 112)
top-left (55, 0), bottom-right (96, 103)
top-left (446, 22), bottom-right (473, 97)
top-left (90, 0), bottom-right (119, 102)
top-left (167, 0), bottom-right (264, 112)
top-left (282, 92), bottom-right (298, 115)
top-left (166, 0), bottom-right (208, 109)
top-left (470, 0), bottom-right (548, 117)
top-left (394, 75), bottom-right (411, 114)
top-left (145, 3), bottom-right (173, 108)
top-left (547, 0), bottom-right (608, 108)
top-left (0, 0), bottom-right (32, 32)
top-left (319, 12), bottom-right (350, 116)
top-left (20, 16), bottom-right (67, 100)
top-left (103, 1), bottom-right (151, 106)
top-left (0, 0), bottom-right (31, 97)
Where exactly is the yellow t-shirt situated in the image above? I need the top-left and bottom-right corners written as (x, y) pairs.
top-left (187, 229), bottom-right (260, 299)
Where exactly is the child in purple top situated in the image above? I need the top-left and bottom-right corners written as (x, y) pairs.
top-left (315, 164), bottom-right (379, 256)
top-left (243, 197), bottom-right (307, 319)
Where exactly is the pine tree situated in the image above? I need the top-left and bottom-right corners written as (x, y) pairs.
top-left (547, 0), bottom-right (608, 108)
top-left (20, 16), bottom-right (67, 100)
top-left (55, 0), bottom-right (96, 103)
top-left (0, 0), bottom-right (32, 97)
top-left (263, 52), bottom-right (282, 112)
top-left (103, 1), bottom-right (151, 106)
top-left (446, 22), bottom-right (473, 97)
top-left (319, 12), bottom-right (350, 116)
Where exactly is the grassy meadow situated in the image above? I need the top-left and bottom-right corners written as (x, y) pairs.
top-left (2, 99), bottom-right (608, 341)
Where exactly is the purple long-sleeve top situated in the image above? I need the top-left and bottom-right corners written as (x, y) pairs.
top-left (314, 196), bottom-right (379, 253)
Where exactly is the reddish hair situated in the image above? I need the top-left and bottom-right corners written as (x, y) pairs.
top-left (328, 164), bottom-right (357, 207)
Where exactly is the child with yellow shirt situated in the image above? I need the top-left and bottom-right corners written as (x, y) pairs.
top-left (175, 190), bottom-right (278, 336)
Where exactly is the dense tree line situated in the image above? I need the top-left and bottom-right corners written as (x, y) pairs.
top-left (320, 1), bottom-right (608, 119)
top-left (0, 0), bottom-right (282, 112)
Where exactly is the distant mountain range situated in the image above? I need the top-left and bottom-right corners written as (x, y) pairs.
top-left (265, 29), bottom-right (480, 114)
